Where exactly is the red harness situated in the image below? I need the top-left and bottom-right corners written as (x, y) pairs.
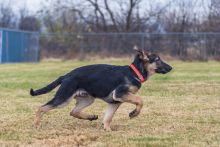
top-left (129, 64), bottom-right (145, 83)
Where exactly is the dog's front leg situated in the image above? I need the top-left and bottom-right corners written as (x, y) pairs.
top-left (123, 93), bottom-right (143, 118)
top-left (103, 103), bottom-right (121, 131)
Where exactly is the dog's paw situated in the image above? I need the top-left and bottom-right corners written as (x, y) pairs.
top-left (101, 123), bottom-right (113, 131)
top-left (33, 122), bottom-right (40, 129)
top-left (104, 127), bottom-right (112, 132)
top-left (129, 109), bottom-right (139, 119)
top-left (88, 115), bottom-right (98, 121)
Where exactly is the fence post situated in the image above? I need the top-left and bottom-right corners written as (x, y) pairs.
top-left (36, 32), bottom-right (40, 62)
top-left (0, 30), bottom-right (2, 63)
top-left (204, 33), bottom-right (208, 61)
top-left (6, 31), bottom-right (9, 62)
top-left (79, 33), bottom-right (85, 60)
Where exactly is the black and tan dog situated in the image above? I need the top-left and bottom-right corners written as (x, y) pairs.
top-left (30, 46), bottom-right (172, 131)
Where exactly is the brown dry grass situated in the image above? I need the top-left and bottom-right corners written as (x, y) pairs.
top-left (0, 59), bottom-right (219, 147)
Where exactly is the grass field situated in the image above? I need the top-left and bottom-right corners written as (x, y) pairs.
top-left (0, 59), bottom-right (220, 147)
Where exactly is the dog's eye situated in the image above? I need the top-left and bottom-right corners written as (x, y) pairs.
top-left (155, 57), bottom-right (160, 61)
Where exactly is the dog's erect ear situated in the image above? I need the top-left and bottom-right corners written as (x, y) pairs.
top-left (133, 45), bottom-right (149, 61)
top-left (133, 45), bottom-right (142, 54)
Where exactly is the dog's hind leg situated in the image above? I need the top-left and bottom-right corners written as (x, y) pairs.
top-left (34, 81), bottom-right (77, 128)
top-left (70, 97), bottom-right (98, 121)
top-left (34, 105), bottom-right (53, 128)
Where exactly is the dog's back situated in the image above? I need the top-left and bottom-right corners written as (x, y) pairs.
top-left (68, 64), bottom-right (131, 98)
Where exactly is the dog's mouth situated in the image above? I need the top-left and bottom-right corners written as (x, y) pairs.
top-left (155, 65), bottom-right (172, 74)
top-left (155, 69), bottom-right (168, 74)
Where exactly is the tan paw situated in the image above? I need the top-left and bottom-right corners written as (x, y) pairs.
top-left (104, 126), bottom-right (112, 132)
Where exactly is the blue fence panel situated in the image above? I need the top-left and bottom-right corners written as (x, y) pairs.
top-left (0, 28), bottom-right (39, 63)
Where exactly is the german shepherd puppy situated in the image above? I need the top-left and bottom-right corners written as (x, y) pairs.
top-left (30, 46), bottom-right (172, 131)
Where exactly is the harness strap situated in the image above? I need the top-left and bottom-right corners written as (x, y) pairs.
top-left (129, 64), bottom-right (145, 83)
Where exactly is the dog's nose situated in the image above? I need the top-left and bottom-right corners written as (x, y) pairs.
top-left (168, 66), bottom-right (172, 71)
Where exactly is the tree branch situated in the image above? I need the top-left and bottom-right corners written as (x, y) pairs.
top-left (104, 0), bottom-right (119, 32)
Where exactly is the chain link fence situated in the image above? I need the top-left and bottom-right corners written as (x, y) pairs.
top-left (40, 33), bottom-right (220, 61)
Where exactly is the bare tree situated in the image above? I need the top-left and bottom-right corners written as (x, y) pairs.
top-left (0, 4), bottom-right (16, 28)
top-left (209, 0), bottom-right (220, 31)
top-left (19, 16), bottom-right (41, 31)
top-left (56, 0), bottom-right (170, 32)
top-left (104, 0), bottom-right (119, 31)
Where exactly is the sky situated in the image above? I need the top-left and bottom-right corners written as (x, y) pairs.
top-left (0, 0), bottom-right (210, 15)
top-left (0, 0), bottom-right (46, 14)
top-left (1, 0), bottom-right (170, 13)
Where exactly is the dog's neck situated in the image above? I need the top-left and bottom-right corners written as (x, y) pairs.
top-left (131, 55), bottom-right (148, 82)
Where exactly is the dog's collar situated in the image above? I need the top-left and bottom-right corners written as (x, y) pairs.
top-left (129, 64), bottom-right (145, 83)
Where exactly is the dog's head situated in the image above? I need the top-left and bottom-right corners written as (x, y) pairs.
top-left (134, 46), bottom-right (172, 75)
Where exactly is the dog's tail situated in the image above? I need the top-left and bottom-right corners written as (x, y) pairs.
top-left (30, 76), bottom-right (64, 96)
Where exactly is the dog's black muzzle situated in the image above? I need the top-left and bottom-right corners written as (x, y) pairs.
top-left (155, 61), bottom-right (172, 74)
